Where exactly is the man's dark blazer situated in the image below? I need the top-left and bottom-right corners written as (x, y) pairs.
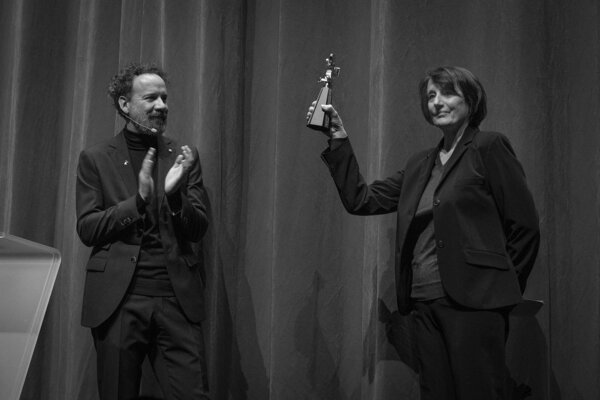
top-left (321, 127), bottom-right (540, 314)
top-left (76, 130), bottom-right (208, 328)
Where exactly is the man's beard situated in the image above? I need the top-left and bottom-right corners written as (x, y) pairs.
top-left (132, 112), bottom-right (168, 134)
top-left (147, 113), bottom-right (167, 133)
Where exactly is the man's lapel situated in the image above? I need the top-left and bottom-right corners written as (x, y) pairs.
top-left (108, 130), bottom-right (137, 196)
top-left (157, 135), bottom-right (177, 209)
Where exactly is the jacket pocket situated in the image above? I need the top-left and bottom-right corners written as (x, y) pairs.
top-left (464, 248), bottom-right (510, 270)
top-left (86, 256), bottom-right (108, 271)
top-left (87, 243), bottom-right (110, 271)
top-left (454, 176), bottom-right (485, 186)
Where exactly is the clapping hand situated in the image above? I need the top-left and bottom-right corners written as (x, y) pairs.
top-left (165, 145), bottom-right (195, 194)
top-left (138, 147), bottom-right (156, 202)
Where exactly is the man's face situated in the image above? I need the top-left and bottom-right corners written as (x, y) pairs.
top-left (121, 73), bottom-right (168, 134)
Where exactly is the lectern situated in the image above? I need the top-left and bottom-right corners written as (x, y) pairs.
top-left (0, 233), bottom-right (61, 400)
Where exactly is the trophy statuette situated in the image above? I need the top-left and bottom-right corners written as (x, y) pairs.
top-left (307, 53), bottom-right (341, 132)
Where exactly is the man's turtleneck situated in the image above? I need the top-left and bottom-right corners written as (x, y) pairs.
top-left (124, 128), bottom-right (158, 172)
top-left (123, 128), bottom-right (174, 296)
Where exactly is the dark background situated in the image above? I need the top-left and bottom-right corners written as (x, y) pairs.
top-left (1, 0), bottom-right (598, 399)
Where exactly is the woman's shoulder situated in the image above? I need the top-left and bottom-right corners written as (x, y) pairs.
top-left (472, 129), bottom-right (512, 148)
top-left (471, 129), bottom-right (520, 161)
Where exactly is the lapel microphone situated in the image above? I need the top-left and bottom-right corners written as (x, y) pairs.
top-left (123, 113), bottom-right (158, 134)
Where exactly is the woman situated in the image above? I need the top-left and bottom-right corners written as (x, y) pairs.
top-left (306, 66), bottom-right (540, 399)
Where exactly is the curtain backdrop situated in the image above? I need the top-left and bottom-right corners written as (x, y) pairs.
top-left (1, 0), bottom-right (599, 399)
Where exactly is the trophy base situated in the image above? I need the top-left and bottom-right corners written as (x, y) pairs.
top-left (307, 86), bottom-right (331, 132)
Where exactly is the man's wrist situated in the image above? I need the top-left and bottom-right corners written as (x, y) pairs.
top-left (136, 192), bottom-right (148, 214)
top-left (167, 191), bottom-right (183, 216)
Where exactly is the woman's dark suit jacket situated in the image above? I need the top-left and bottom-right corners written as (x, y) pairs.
top-left (76, 131), bottom-right (208, 328)
top-left (321, 126), bottom-right (540, 314)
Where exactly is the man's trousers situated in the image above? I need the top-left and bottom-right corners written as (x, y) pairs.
top-left (92, 293), bottom-right (210, 400)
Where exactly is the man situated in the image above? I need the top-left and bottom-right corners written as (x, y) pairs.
top-left (76, 63), bottom-right (210, 399)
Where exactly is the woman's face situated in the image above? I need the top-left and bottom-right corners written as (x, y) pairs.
top-left (426, 80), bottom-right (470, 129)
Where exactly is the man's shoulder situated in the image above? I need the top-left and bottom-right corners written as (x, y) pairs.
top-left (81, 133), bottom-right (121, 155)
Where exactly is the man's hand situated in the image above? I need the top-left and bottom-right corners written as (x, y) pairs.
top-left (139, 147), bottom-right (156, 202)
top-left (165, 145), bottom-right (195, 194)
top-left (306, 101), bottom-right (348, 139)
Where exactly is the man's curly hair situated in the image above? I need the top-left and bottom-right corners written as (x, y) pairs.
top-left (108, 62), bottom-right (168, 117)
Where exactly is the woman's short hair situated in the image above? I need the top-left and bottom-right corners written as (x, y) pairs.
top-left (108, 62), bottom-right (168, 117)
top-left (418, 66), bottom-right (487, 127)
